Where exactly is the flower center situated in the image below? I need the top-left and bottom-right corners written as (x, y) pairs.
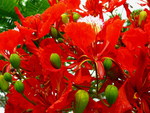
top-left (77, 15), bottom-right (103, 34)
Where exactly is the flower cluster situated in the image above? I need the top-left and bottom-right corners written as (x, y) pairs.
top-left (0, 0), bottom-right (150, 113)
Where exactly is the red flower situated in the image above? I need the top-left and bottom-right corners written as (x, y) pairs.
top-left (15, 3), bottom-right (67, 39)
top-left (102, 0), bottom-right (127, 12)
top-left (6, 77), bottom-right (74, 113)
top-left (5, 78), bottom-right (42, 113)
top-left (124, 48), bottom-right (150, 112)
top-left (85, 0), bottom-right (103, 17)
top-left (64, 17), bottom-right (124, 80)
top-left (84, 0), bottom-right (126, 17)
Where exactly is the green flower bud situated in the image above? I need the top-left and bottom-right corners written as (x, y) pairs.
top-left (50, 53), bottom-right (61, 69)
top-left (0, 75), bottom-right (9, 91)
top-left (74, 90), bottom-right (89, 113)
top-left (115, 45), bottom-right (120, 49)
top-left (61, 13), bottom-right (69, 24)
top-left (4, 72), bottom-right (12, 82)
top-left (57, 38), bottom-right (64, 43)
top-left (138, 11), bottom-right (147, 26)
top-left (51, 27), bottom-right (58, 38)
top-left (10, 54), bottom-right (21, 69)
top-left (26, 109), bottom-right (33, 112)
top-left (105, 85), bottom-right (118, 105)
top-left (103, 58), bottom-right (112, 70)
top-left (14, 80), bottom-right (24, 93)
top-left (73, 13), bottom-right (81, 21)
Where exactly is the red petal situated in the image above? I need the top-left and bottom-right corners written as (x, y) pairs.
top-left (39, 3), bottom-right (67, 38)
top-left (39, 43), bottom-right (62, 72)
top-left (122, 28), bottom-right (148, 50)
top-left (46, 83), bottom-right (72, 112)
top-left (115, 81), bottom-right (132, 112)
top-left (84, 98), bottom-right (102, 113)
top-left (105, 17), bottom-right (124, 46)
top-left (116, 47), bottom-right (136, 76)
top-left (106, 0), bottom-right (126, 12)
top-left (0, 30), bottom-right (22, 53)
top-left (0, 60), bottom-right (8, 71)
top-left (141, 99), bottom-right (150, 113)
top-left (65, 22), bottom-right (96, 52)
top-left (64, 0), bottom-right (80, 9)
top-left (14, 7), bottom-right (25, 23)
top-left (48, 0), bottom-right (57, 6)
top-left (74, 67), bottom-right (92, 84)
top-left (95, 60), bottom-right (105, 79)
top-left (22, 55), bottom-right (42, 78)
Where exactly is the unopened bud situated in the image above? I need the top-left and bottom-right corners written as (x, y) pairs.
top-left (73, 13), bottom-right (81, 21)
top-left (105, 85), bottom-right (118, 105)
top-left (103, 58), bottom-right (112, 70)
top-left (14, 80), bottom-right (24, 93)
top-left (4, 72), bottom-right (12, 82)
top-left (61, 13), bottom-right (69, 24)
top-left (138, 11), bottom-right (147, 26)
top-left (57, 38), bottom-right (64, 43)
top-left (74, 90), bottom-right (89, 113)
top-left (10, 54), bottom-right (21, 69)
top-left (50, 53), bottom-right (61, 69)
top-left (0, 75), bottom-right (9, 91)
top-left (51, 27), bottom-right (58, 38)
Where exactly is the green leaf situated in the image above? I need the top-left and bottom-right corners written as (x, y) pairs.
top-left (0, 0), bottom-right (49, 32)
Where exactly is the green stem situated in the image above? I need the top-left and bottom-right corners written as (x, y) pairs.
top-left (21, 93), bottom-right (37, 105)
top-left (64, 76), bottom-right (69, 81)
top-left (17, 69), bottom-right (26, 80)
top-left (98, 94), bottom-right (110, 107)
top-left (94, 63), bottom-right (99, 97)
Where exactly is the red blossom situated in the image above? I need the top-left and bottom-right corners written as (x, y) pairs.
top-left (102, 0), bottom-right (127, 12)
top-left (124, 48), bottom-right (150, 112)
top-left (85, 0), bottom-right (103, 17)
